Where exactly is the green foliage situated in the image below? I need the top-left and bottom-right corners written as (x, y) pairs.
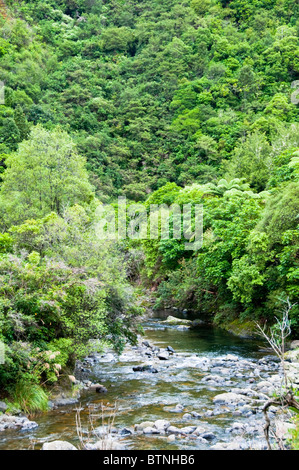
top-left (145, 172), bottom-right (298, 332)
top-left (12, 382), bottom-right (49, 414)
top-left (1, 0), bottom-right (298, 199)
top-left (0, 126), bottom-right (94, 226)
top-left (0, 0), bottom-right (299, 409)
top-left (0, 233), bottom-right (13, 254)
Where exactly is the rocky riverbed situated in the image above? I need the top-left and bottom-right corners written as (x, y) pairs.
top-left (71, 327), bottom-right (298, 450)
top-left (0, 318), bottom-right (298, 450)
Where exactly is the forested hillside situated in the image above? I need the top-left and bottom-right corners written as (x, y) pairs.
top-left (0, 0), bottom-right (298, 414)
top-left (1, 0), bottom-right (299, 198)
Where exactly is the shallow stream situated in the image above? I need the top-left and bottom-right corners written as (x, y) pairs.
top-left (0, 312), bottom-right (279, 450)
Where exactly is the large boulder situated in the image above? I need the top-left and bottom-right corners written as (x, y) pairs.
top-left (162, 316), bottom-right (192, 326)
top-left (213, 392), bottom-right (250, 405)
top-left (42, 441), bottom-right (78, 450)
top-left (0, 415), bottom-right (38, 432)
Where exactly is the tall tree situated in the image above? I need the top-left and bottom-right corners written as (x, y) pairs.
top-left (0, 126), bottom-right (94, 226)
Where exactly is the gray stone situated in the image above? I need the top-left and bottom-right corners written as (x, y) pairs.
top-left (154, 419), bottom-right (170, 431)
top-left (167, 425), bottom-right (181, 434)
top-left (52, 397), bottom-right (79, 407)
top-left (200, 432), bottom-right (217, 441)
top-left (180, 426), bottom-right (197, 434)
top-left (85, 438), bottom-right (125, 450)
top-left (169, 404), bottom-right (184, 413)
top-left (119, 427), bottom-right (133, 435)
top-left (42, 440), bottom-right (77, 450)
top-left (143, 426), bottom-right (161, 435)
top-left (135, 421), bottom-right (155, 432)
top-left (192, 425), bottom-right (207, 435)
top-left (191, 411), bottom-right (202, 418)
top-left (213, 392), bottom-right (249, 405)
top-left (0, 415), bottom-right (38, 432)
top-left (157, 352), bottom-right (169, 361)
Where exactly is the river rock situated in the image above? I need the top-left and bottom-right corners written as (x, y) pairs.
top-left (42, 441), bottom-right (77, 450)
top-left (101, 353), bottom-right (116, 362)
top-left (228, 422), bottom-right (246, 432)
top-left (202, 374), bottom-right (225, 384)
top-left (200, 431), bottom-right (217, 441)
top-left (239, 404), bottom-right (253, 415)
top-left (191, 411), bottom-right (202, 418)
top-left (192, 425), bottom-right (207, 435)
top-left (213, 392), bottom-right (250, 405)
top-left (154, 419), bottom-right (170, 431)
top-left (93, 425), bottom-right (117, 436)
top-left (119, 427), bottom-right (133, 436)
top-left (256, 380), bottom-right (275, 395)
top-left (0, 415), bottom-right (38, 432)
top-left (51, 397), bottom-right (79, 407)
top-left (89, 383), bottom-right (108, 393)
top-left (157, 351), bottom-right (169, 360)
top-left (167, 425), bottom-right (181, 434)
top-left (169, 404), bottom-right (184, 413)
top-left (162, 316), bottom-right (192, 326)
top-left (221, 354), bottom-right (239, 362)
top-left (135, 421), bottom-right (155, 432)
top-left (132, 365), bottom-right (158, 373)
top-left (180, 426), bottom-right (197, 434)
top-left (143, 426), bottom-right (161, 434)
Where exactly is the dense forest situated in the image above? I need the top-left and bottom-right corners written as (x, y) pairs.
top-left (0, 0), bottom-right (298, 421)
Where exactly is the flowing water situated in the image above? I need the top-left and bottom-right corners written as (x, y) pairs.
top-left (0, 312), bottom-right (275, 450)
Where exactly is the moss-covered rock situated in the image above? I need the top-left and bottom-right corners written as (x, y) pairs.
top-left (220, 319), bottom-right (260, 339)
top-left (162, 316), bottom-right (193, 326)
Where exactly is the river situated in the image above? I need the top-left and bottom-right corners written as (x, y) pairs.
top-left (0, 312), bottom-right (282, 450)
